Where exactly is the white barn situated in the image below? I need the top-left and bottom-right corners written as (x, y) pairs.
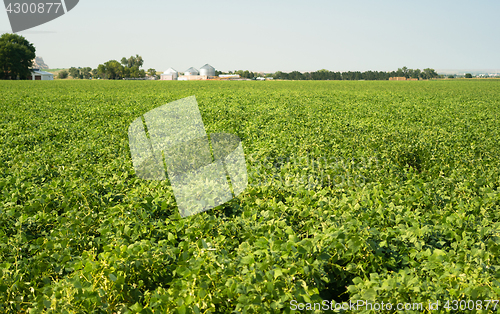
top-left (160, 68), bottom-right (178, 80)
top-left (31, 69), bottom-right (54, 80)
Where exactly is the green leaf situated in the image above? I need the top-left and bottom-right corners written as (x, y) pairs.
top-left (129, 302), bottom-right (143, 312)
top-left (241, 254), bottom-right (255, 265)
top-left (168, 232), bottom-right (175, 242)
top-left (274, 268), bottom-right (283, 279)
top-left (362, 288), bottom-right (377, 301)
top-left (177, 304), bottom-right (186, 314)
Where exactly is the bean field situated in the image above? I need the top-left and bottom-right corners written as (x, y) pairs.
top-left (1, 80), bottom-right (500, 313)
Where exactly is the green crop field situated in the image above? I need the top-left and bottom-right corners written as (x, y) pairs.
top-left (1, 80), bottom-right (500, 313)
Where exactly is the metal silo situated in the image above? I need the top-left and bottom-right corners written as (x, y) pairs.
top-left (184, 67), bottom-right (199, 76)
top-left (199, 64), bottom-right (215, 77)
top-left (163, 68), bottom-right (178, 80)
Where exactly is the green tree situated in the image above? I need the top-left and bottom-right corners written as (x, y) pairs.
top-left (465, 73), bottom-right (473, 78)
top-left (95, 61), bottom-right (125, 80)
top-left (121, 55), bottom-right (144, 68)
top-left (81, 67), bottom-right (91, 79)
top-left (91, 68), bottom-right (98, 78)
top-left (342, 71), bottom-right (355, 80)
top-left (147, 68), bottom-right (156, 78)
top-left (120, 57), bottom-right (128, 68)
top-left (408, 68), bottom-right (421, 79)
top-left (288, 71), bottom-right (303, 80)
top-left (401, 66), bottom-right (410, 78)
top-left (96, 64), bottom-right (106, 79)
top-left (272, 71), bottom-right (288, 80)
top-left (69, 67), bottom-right (80, 79)
top-left (104, 60), bottom-right (124, 79)
top-left (118, 55), bottom-right (145, 78)
top-left (58, 70), bottom-right (68, 79)
top-left (422, 68), bottom-right (438, 79)
top-left (0, 33), bottom-right (36, 80)
top-left (127, 66), bottom-right (139, 78)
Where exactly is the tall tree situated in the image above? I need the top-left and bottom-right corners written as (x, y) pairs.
top-left (147, 68), bottom-right (156, 78)
top-left (401, 66), bottom-right (409, 78)
top-left (118, 55), bottom-right (145, 78)
top-left (96, 64), bottom-right (106, 79)
top-left (81, 67), bottom-right (91, 79)
top-left (120, 57), bottom-right (128, 68)
top-left (0, 33), bottom-right (36, 80)
top-left (411, 69), bottom-right (421, 79)
top-left (133, 55), bottom-right (144, 68)
top-left (68, 67), bottom-right (80, 79)
top-left (422, 68), bottom-right (438, 79)
top-left (121, 55), bottom-right (144, 68)
top-left (103, 60), bottom-right (124, 79)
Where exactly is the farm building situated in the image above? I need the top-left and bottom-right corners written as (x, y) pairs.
top-left (178, 67), bottom-right (207, 80)
top-left (199, 64), bottom-right (215, 77)
top-left (184, 67), bottom-right (199, 76)
top-left (162, 64), bottom-right (216, 80)
top-left (30, 69), bottom-right (54, 80)
top-left (389, 77), bottom-right (407, 81)
top-left (217, 74), bottom-right (242, 80)
top-left (178, 75), bottom-right (208, 81)
top-left (389, 77), bottom-right (419, 81)
top-left (160, 68), bottom-right (178, 80)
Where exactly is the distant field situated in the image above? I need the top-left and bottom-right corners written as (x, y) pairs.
top-left (42, 68), bottom-right (68, 79)
top-left (44, 68), bottom-right (66, 74)
top-left (44, 68), bottom-right (84, 80)
top-left (1, 80), bottom-right (499, 313)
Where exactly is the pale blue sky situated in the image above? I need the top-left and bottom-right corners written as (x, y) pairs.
top-left (1, 0), bottom-right (499, 72)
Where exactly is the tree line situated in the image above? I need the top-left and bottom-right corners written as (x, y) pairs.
top-left (62, 65), bottom-right (439, 81)
top-left (218, 67), bottom-right (439, 80)
top-left (59, 55), bottom-right (157, 80)
top-left (273, 67), bottom-right (439, 80)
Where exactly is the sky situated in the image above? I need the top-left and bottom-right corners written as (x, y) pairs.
top-left (1, 0), bottom-right (499, 73)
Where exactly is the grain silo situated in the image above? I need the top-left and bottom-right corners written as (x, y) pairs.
top-left (184, 67), bottom-right (199, 76)
top-left (160, 68), bottom-right (178, 80)
top-left (199, 64), bottom-right (215, 77)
